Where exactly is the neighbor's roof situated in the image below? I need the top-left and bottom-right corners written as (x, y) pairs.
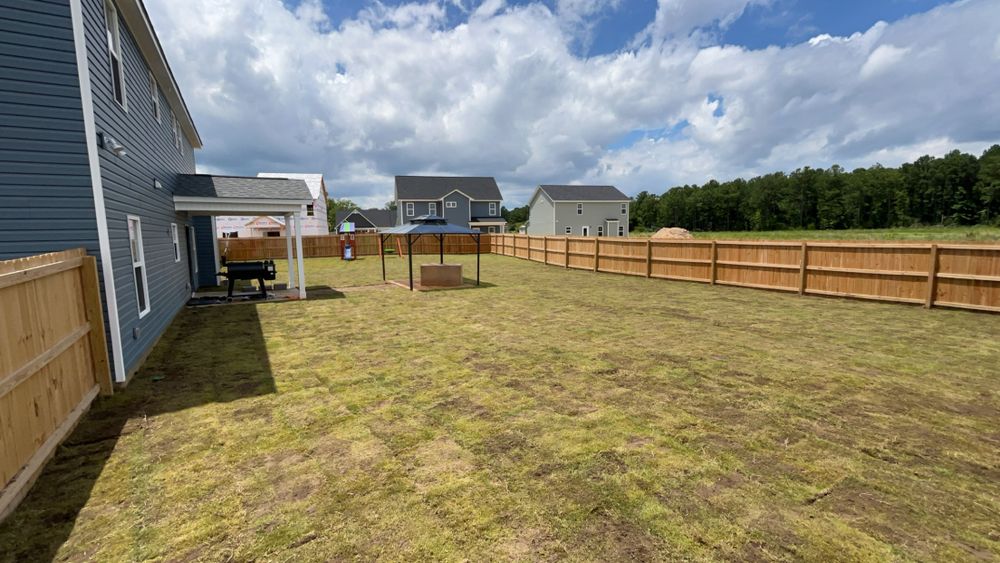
top-left (175, 175), bottom-right (312, 201)
top-left (382, 215), bottom-right (481, 235)
top-left (335, 208), bottom-right (395, 227)
top-left (470, 217), bottom-right (508, 224)
top-left (395, 176), bottom-right (503, 201)
top-left (537, 185), bottom-right (629, 201)
top-left (257, 173), bottom-right (325, 200)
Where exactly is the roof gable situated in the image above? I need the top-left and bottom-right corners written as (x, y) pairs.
top-left (538, 185), bottom-right (629, 201)
top-left (335, 208), bottom-right (395, 228)
top-left (395, 176), bottom-right (502, 201)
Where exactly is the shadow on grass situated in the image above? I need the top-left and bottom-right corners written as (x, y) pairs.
top-left (0, 305), bottom-right (277, 563)
top-left (304, 285), bottom-right (346, 300)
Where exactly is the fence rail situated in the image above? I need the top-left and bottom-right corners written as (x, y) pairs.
top-left (494, 234), bottom-right (1000, 313)
top-left (0, 249), bottom-right (112, 521)
top-left (219, 233), bottom-right (493, 261)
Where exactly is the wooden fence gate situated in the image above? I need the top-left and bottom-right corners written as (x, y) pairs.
top-left (0, 249), bottom-right (112, 521)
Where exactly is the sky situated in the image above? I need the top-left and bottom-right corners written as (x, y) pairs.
top-left (147, 0), bottom-right (1000, 207)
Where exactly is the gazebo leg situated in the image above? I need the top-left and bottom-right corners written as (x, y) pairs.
top-left (476, 233), bottom-right (480, 286)
top-left (380, 235), bottom-right (387, 281)
top-left (439, 234), bottom-right (444, 264)
top-left (408, 234), bottom-right (414, 291)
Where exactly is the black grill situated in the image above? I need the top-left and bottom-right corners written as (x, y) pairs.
top-left (217, 259), bottom-right (277, 299)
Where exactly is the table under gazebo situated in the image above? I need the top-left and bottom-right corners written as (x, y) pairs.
top-left (379, 215), bottom-right (482, 290)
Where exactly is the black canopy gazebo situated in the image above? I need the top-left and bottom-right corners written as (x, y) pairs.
top-left (379, 215), bottom-right (482, 290)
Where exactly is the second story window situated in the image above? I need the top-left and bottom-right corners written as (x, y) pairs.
top-left (406, 202), bottom-right (414, 217)
top-left (104, 0), bottom-right (125, 108)
top-left (621, 202), bottom-right (627, 215)
top-left (306, 204), bottom-right (315, 217)
top-left (429, 202), bottom-right (437, 215)
top-left (577, 203), bottom-right (583, 215)
top-left (149, 72), bottom-right (160, 122)
top-left (489, 202), bottom-right (497, 215)
top-left (446, 201), bottom-right (457, 208)
top-left (171, 113), bottom-right (181, 151)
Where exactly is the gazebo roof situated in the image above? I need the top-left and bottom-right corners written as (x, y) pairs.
top-left (381, 215), bottom-right (481, 236)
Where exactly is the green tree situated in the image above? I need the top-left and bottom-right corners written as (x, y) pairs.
top-left (977, 145), bottom-right (1000, 224)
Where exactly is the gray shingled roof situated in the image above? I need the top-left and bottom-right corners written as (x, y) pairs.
top-left (538, 185), bottom-right (629, 201)
top-left (335, 208), bottom-right (396, 228)
top-left (395, 176), bottom-right (502, 201)
top-left (176, 174), bottom-right (312, 200)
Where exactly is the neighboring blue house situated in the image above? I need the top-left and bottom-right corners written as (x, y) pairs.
top-left (394, 176), bottom-right (507, 232)
top-left (0, 0), bottom-right (311, 384)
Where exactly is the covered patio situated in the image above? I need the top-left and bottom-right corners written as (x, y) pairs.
top-left (174, 174), bottom-right (314, 299)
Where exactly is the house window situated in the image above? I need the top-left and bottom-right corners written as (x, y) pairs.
top-left (149, 72), bottom-right (160, 122)
top-left (306, 204), bottom-right (315, 217)
top-left (406, 202), bottom-right (414, 216)
top-left (488, 226), bottom-right (496, 233)
top-left (446, 201), bottom-right (457, 208)
top-left (489, 202), bottom-right (497, 216)
top-left (171, 113), bottom-right (181, 150)
top-left (577, 203), bottom-right (583, 215)
top-left (618, 225), bottom-right (625, 236)
top-left (104, 0), bottom-right (125, 108)
top-left (429, 202), bottom-right (437, 215)
top-left (170, 223), bottom-right (180, 262)
top-left (597, 226), bottom-right (604, 236)
top-left (621, 202), bottom-right (627, 215)
top-left (565, 226), bottom-right (572, 234)
top-left (127, 216), bottom-right (150, 317)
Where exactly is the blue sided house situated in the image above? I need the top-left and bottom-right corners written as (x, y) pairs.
top-left (0, 0), bottom-right (313, 384)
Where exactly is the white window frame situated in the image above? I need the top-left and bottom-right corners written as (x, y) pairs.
top-left (428, 202), bottom-right (437, 215)
top-left (618, 225), bottom-right (625, 237)
top-left (170, 223), bottom-right (180, 262)
top-left (577, 203), bottom-right (583, 215)
top-left (565, 226), bottom-right (572, 234)
top-left (488, 226), bottom-right (496, 234)
top-left (306, 203), bottom-right (315, 217)
top-left (127, 215), bottom-right (150, 318)
top-left (446, 201), bottom-right (457, 208)
top-left (406, 202), bottom-right (415, 216)
top-left (597, 226), bottom-right (604, 236)
top-left (489, 202), bottom-right (497, 216)
top-left (581, 226), bottom-right (590, 236)
top-left (621, 202), bottom-right (627, 215)
top-left (171, 113), bottom-right (182, 152)
top-left (104, 0), bottom-right (126, 109)
top-left (149, 71), bottom-right (160, 122)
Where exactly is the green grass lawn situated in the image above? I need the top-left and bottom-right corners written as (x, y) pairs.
top-left (2, 255), bottom-right (999, 561)
top-left (632, 225), bottom-right (1000, 241)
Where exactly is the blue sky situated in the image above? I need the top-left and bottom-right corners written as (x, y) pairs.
top-left (291, 0), bottom-right (954, 55)
top-left (152, 0), bottom-right (1000, 206)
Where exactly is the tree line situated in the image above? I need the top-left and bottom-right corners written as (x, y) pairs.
top-left (630, 145), bottom-right (1000, 233)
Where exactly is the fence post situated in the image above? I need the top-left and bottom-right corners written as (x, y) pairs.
top-left (710, 241), bottom-right (718, 284)
top-left (645, 239), bottom-right (652, 278)
top-left (564, 237), bottom-right (569, 268)
top-left (925, 244), bottom-right (939, 308)
top-left (543, 236), bottom-right (548, 265)
top-left (81, 256), bottom-right (112, 396)
top-left (593, 237), bottom-right (600, 272)
top-left (798, 242), bottom-right (808, 295)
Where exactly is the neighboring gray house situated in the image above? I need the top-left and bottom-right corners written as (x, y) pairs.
top-left (394, 176), bottom-right (507, 232)
top-left (0, 0), bottom-right (311, 384)
top-left (526, 185), bottom-right (631, 237)
top-left (334, 208), bottom-right (395, 232)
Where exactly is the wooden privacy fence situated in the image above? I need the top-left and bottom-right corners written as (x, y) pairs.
top-left (494, 234), bottom-right (1000, 313)
top-left (0, 249), bottom-right (112, 521)
top-left (219, 233), bottom-right (493, 261)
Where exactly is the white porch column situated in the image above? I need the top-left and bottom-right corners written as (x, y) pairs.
top-left (294, 213), bottom-right (306, 299)
top-left (284, 213), bottom-right (296, 289)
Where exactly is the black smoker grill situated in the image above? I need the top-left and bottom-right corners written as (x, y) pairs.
top-left (218, 259), bottom-right (277, 299)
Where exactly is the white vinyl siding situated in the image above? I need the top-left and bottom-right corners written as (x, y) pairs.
top-left (104, 0), bottom-right (125, 108)
top-left (127, 216), bottom-right (150, 318)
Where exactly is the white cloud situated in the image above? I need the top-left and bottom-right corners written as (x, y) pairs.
top-left (860, 44), bottom-right (909, 79)
top-left (147, 0), bottom-right (1000, 205)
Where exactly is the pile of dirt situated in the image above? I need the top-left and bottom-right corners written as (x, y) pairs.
top-left (650, 227), bottom-right (694, 240)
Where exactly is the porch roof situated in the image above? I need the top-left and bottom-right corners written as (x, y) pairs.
top-left (173, 174), bottom-right (312, 215)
